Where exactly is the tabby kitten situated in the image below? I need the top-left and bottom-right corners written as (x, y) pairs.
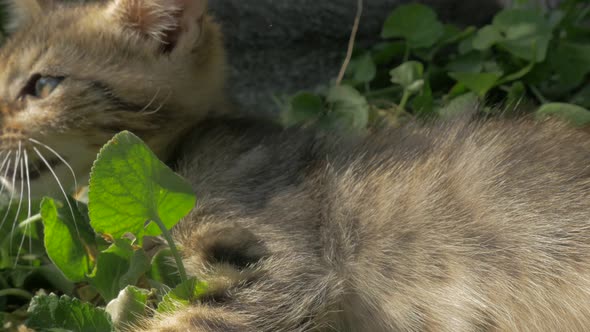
top-left (2, 1), bottom-right (590, 332)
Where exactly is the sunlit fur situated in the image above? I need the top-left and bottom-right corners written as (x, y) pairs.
top-left (3, 1), bottom-right (590, 332)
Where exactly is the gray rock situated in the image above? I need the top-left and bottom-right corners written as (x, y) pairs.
top-left (209, 0), bottom-right (505, 113)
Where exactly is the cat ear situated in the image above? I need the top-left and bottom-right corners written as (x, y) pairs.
top-left (2, 0), bottom-right (54, 33)
top-left (107, 0), bottom-right (208, 52)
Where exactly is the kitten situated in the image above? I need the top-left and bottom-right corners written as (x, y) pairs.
top-left (1, 1), bottom-right (590, 332)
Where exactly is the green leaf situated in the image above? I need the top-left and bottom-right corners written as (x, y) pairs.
top-left (381, 4), bottom-right (444, 48)
top-left (90, 252), bottom-right (129, 302)
top-left (440, 25), bottom-right (476, 45)
top-left (390, 61), bottom-right (424, 89)
top-left (506, 81), bottom-right (527, 106)
top-left (536, 103), bottom-right (590, 127)
top-left (548, 41), bottom-right (590, 90)
top-left (492, 9), bottom-right (553, 62)
top-left (105, 286), bottom-right (151, 330)
top-left (284, 92), bottom-right (324, 126)
top-left (458, 35), bottom-right (475, 54)
top-left (88, 131), bottom-right (196, 242)
top-left (353, 53), bottom-right (377, 83)
top-left (570, 85), bottom-right (590, 109)
top-left (26, 294), bottom-right (113, 332)
top-left (119, 249), bottom-right (150, 290)
top-left (371, 41), bottom-right (406, 65)
top-left (472, 25), bottom-right (502, 50)
top-left (440, 93), bottom-right (480, 119)
top-left (446, 52), bottom-right (484, 73)
top-left (149, 248), bottom-right (181, 287)
top-left (40, 197), bottom-right (96, 282)
top-left (322, 85), bottom-right (369, 130)
top-left (448, 72), bottom-right (502, 97)
top-left (157, 278), bottom-right (208, 314)
top-left (411, 79), bottom-right (434, 115)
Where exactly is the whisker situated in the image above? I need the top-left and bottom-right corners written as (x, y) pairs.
top-left (28, 138), bottom-right (79, 193)
top-left (138, 88), bottom-right (161, 114)
top-left (142, 87), bottom-right (172, 116)
top-left (0, 150), bottom-right (13, 194)
top-left (33, 147), bottom-right (80, 237)
top-left (23, 150), bottom-right (31, 218)
top-left (10, 143), bottom-right (24, 262)
top-left (0, 151), bottom-right (17, 232)
top-left (23, 150), bottom-right (33, 261)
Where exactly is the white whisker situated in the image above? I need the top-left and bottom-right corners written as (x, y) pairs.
top-left (16, 148), bottom-right (33, 266)
top-left (10, 143), bottom-right (24, 262)
top-left (139, 88), bottom-right (161, 114)
top-left (0, 151), bottom-right (17, 232)
top-left (142, 87), bottom-right (172, 116)
top-left (33, 147), bottom-right (80, 237)
top-left (0, 150), bottom-right (13, 194)
top-left (23, 150), bottom-right (31, 218)
top-left (28, 138), bottom-right (79, 193)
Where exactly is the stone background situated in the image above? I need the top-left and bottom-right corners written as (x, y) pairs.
top-left (208, 0), bottom-right (508, 113)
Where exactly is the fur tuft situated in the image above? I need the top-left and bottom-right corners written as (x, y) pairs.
top-left (107, 0), bottom-right (207, 50)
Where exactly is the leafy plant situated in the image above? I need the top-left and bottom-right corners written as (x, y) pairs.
top-left (2, 132), bottom-right (206, 331)
top-left (280, 0), bottom-right (590, 129)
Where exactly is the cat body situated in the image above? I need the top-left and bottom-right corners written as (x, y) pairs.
top-left (163, 116), bottom-right (590, 332)
top-left (0, 1), bottom-right (589, 331)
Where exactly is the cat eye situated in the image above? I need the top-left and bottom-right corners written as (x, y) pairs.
top-left (19, 74), bottom-right (64, 100)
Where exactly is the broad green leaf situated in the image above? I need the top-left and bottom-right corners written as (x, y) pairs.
top-left (119, 249), bottom-right (150, 290)
top-left (284, 92), bottom-right (324, 126)
top-left (571, 85), bottom-right (590, 109)
top-left (353, 53), bottom-right (377, 83)
top-left (89, 240), bottom-right (149, 302)
top-left (440, 93), bottom-right (480, 119)
top-left (446, 52), bottom-right (484, 73)
top-left (157, 278), bottom-right (208, 314)
top-left (150, 248), bottom-right (181, 287)
top-left (448, 72), bottom-right (502, 97)
top-left (26, 294), bottom-right (113, 332)
top-left (536, 103), bottom-right (590, 127)
top-left (440, 25), bottom-right (476, 45)
top-left (458, 35), bottom-right (475, 54)
top-left (105, 286), bottom-right (151, 330)
top-left (472, 25), bottom-right (502, 50)
top-left (90, 252), bottom-right (129, 302)
top-left (88, 131), bottom-right (196, 242)
top-left (40, 198), bottom-right (96, 282)
top-left (548, 42), bottom-right (590, 90)
top-left (492, 9), bottom-right (552, 62)
top-left (390, 61), bottom-right (424, 89)
top-left (371, 41), bottom-right (405, 65)
top-left (322, 85), bottom-right (369, 130)
top-left (381, 4), bottom-right (444, 48)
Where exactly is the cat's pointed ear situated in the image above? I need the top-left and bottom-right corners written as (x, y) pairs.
top-left (107, 0), bottom-right (208, 52)
top-left (2, 0), bottom-right (55, 33)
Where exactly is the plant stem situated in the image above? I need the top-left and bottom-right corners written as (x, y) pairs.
top-left (530, 85), bottom-right (550, 104)
top-left (18, 213), bottom-right (42, 229)
top-left (399, 89), bottom-right (411, 110)
top-left (336, 0), bottom-right (363, 85)
top-left (403, 42), bottom-right (411, 62)
top-left (152, 215), bottom-right (187, 284)
top-left (0, 288), bottom-right (33, 299)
